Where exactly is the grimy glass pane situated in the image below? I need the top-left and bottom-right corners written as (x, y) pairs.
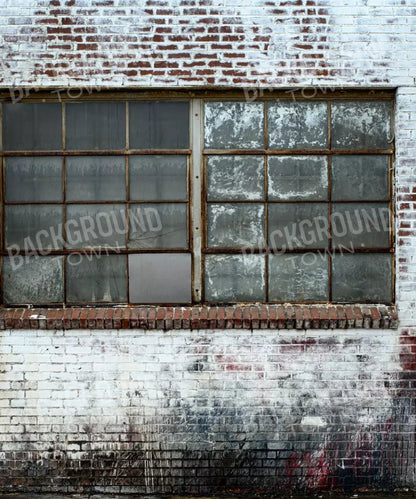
top-left (66, 254), bottom-right (127, 303)
top-left (129, 253), bottom-right (191, 303)
top-left (129, 102), bottom-right (189, 149)
top-left (204, 102), bottom-right (264, 149)
top-left (332, 253), bottom-right (392, 303)
top-left (207, 155), bottom-right (264, 201)
top-left (129, 155), bottom-right (187, 201)
top-left (66, 156), bottom-right (126, 201)
top-left (5, 205), bottom-right (63, 250)
top-left (66, 102), bottom-right (126, 150)
top-left (66, 204), bottom-right (127, 249)
top-left (207, 203), bottom-right (265, 249)
top-left (3, 256), bottom-right (63, 304)
top-left (268, 156), bottom-right (328, 200)
top-left (5, 157), bottom-right (63, 202)
top-left (205, 254), bottom-right (265, 302)
top-left (3, 103), bottom-right (62, 151)
top-left (268, 203), bottom-right (328, 250)
top-left (331, 155), bottom-right (389, 201)
top-left (331, 101), bottom-right (392, 149)
top-left (268, 253), bottom-right (329, 302)
top-left (331, 203), bottom-right (390, 249)
top-left (129, 203), bottom-right (187, 249)
top-left (267, 101), bottom-right (328, 149)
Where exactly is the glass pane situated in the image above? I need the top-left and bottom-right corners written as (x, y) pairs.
top-left (129, 203), bottom-right (187, 249)
top-left (129, 155), bottom-right (187, 201)
top-left (207, 155), bottom-right (264, 201)
top-left (3, 103), bottom-right (62, 151)
top-left (129, 253), bottom-right (191, 303)
top-left (331, 101), bottom-right (392, 149)
top-left (267, 101), bottom-right (328, 149)
top-left (6, 205), bottom-right (63, 250)
top-left (66, 102), bottom-right (126, 150)
top-left (268, 203), bottom-right (328, 250)
top-left (332, 253), bottom-right (392, 302)
top-left (204, 102), bottom-right (264, 149)
top-left (3, 256), bottom-right (63, 304)
top-left (207, 203), bottom-right (265, 249)
top-left (205, 254), bottom-right (265, 302)
top-left (268, 253), bottom-right (329, 302)
top-left (66, 156), bottom-right (126, 201)
top-left (129, 102), bottom-right (189, 149)
top-left (331, 155), bottom-right (389, 201)
top-left (268, 156), bottom-right (328, 200)
top-left (66, 254), bottom-right (127, 303)
top-left (331, 203), bottom-right (390, 249)
top-left (66, 205), bottom-right (127, 249)
top-left (5, 157), bottom-right (63, 202)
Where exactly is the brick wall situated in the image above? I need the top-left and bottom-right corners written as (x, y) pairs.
top-left (1, 0), bottom-right (416, 495)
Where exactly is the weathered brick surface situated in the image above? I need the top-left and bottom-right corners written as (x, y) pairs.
top-left (0, 0), bottom-right (415, 495)
top-left (0, 0), bottom-right (414, 88)
top-left (0, 305), bottom-right (399, 330)
top-left (0, 328), bottom-right (413, 495)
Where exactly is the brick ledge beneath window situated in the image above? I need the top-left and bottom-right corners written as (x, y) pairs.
top-left (0, 305), bottom-right (398, 330)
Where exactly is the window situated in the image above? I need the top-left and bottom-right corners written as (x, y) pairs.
top-left (0, 92), bottom-right (394, 306)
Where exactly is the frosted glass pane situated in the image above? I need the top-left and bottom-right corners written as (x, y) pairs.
top-left (331, 203), bottom-right (390, 249)
top-left (268, 156), bottom-right (328, 200)
top-left (5, 205), bottom-right (63, 250)
top-left (207, 156), bottom-right (264, 201)
top-left (268, 101), bottom-right (328, 149)
top-left (331, 101), bottom-right (392, 149)
top-left (66, 254), bottom-right (127, 303)
top-left (207, 203), bottom-right (265, 249)
top-left (268, 253), bottom-right (329, 302)
top-left (129, 203), bottom-right (187, 249)
top-left (204, 102), bottom-right (264, 149)
top-left (3, 103), bottom-right (62, 151)
top-left (205, 254), bottom-right (265, 302)
top-left (129, 155), bottom-right (187, 201)
top-left (332, 253), bottom-right (392, 302)
top-left (268, 203), bottom-right (329, 249)
top-left (66, 204), bottom-right (127, 249)
top-left (129, 253), bottom-right (191, 303)
top-left (5, 157), bottom-right (63, 202)
top-left (66, 156), bottom-right (126, 201)
top-left (129, 102), bottom-right (189, 149)
top-left (66, 102), bottom-right (126, 150)
top-left (3, 256), bottom-right (63, 304)
top-left (331, 155), bottom-right (389, 201)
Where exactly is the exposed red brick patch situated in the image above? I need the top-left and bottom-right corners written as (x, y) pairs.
top-left (0, 306), bottom-right (399, 330)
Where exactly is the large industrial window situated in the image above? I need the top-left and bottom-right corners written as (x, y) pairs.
top-left (0, 92), bottom-right (394, 306)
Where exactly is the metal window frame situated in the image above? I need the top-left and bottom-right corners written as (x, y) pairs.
top-left (0, 89), bottom-right (395, 306)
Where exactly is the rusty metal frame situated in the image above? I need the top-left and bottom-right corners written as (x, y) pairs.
top-left (202, 96), bottom-right (395, 305)
top-left (0, 89), bottom-right (396, 306)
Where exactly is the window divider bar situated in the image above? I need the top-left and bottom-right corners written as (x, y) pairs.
top-left (190, 99), bottom-right (203, 303)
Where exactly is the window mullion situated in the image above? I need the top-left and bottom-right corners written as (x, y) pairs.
top-left (190, 99), bottom-right (203, 303)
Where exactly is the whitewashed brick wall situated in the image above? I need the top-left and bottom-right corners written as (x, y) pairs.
top-left (0, 0), bottom-right (416, 495)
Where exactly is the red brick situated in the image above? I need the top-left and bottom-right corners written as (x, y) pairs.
top-left (47, 309), bottom-right (57, 330)
top-left (122, 308), bottom-right (131, 329)
top-left (104, 308), bottom-right (113, 329)
top-left (182, 308), bottom-right (190, 329)
top-left (225, 307), bottom-right (234, 329)
top-left (277, 306), bottom-right (286, 329)
top-left (96, 308), bottom-right (105, 329)
top-left (113, 308), bottom-right (123, 329)
top-left (157, 307), bottom-right (166, 329)
top-left (208, 307), bottom-right (217, 329)
top-left (79, 308), bottom-right (89, 329)
top-left (217, 307), bottom-right (226, 329)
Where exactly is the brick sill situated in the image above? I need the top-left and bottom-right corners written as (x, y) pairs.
top-left (0, 305), bottom-right (398, 330)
